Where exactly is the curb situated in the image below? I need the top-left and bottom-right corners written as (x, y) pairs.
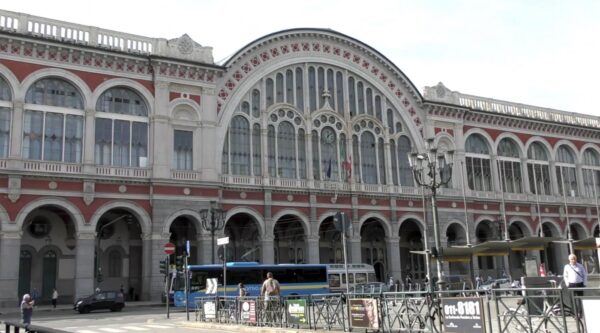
top-left (0, 302), bottom-right (163, 316)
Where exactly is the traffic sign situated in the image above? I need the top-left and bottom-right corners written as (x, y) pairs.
top-left (164, 242), bottom-right (176, 255)
top-left (206, 278), bottom-right (218, 294)
top-left (217, 237), bottom-right (229, 246)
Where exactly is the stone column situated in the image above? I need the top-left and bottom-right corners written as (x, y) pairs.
top-left (385, 236), bottom-right (401, 283)
top-left (0, 231), bottom-right (21, 308)
top-left (74, 232), bottom-right (95, 300)
top-left (8, 100), bottom-right (23, 160)
top-left (82, 109), bottom-right (95, 168)
top-left (349, 235), bottom-right (362, 264)
top-left (306, 235), bottom-right (319, 264)
top-left (141, 233), bottom-right (154, 301)
top-left (197, 234), bottom-right (211, 264)
top-left (261, 236), bottom-right (275, 264)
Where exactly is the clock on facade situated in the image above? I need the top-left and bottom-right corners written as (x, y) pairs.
top-left (321, 128), bottom-right (336, 144)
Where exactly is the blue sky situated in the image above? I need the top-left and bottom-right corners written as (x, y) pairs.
top-left (3, 0), bottom-right (598, 116)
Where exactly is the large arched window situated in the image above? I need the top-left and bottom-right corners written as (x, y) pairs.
top-left (556, 145), bottom-right (578, 196)
top-left (497, 138), bottom-right (523, 193)
top-left (360, 131), bottom-right (377, 184)
top-left (23, 78), bottom-right (84, 162)
top-left (95, 87), bottom-right (148, 167)
top-left (228, 116), bottom-right (251, 175)
top-left (465, 134), bottom-right (492, 191)
top-left (582, 148), bottom-right (600, 198)
top-left (0, 76), bottom-right (12, 158)
top-left (527, 142), bottom-right (551, 195)
top-left (278, 121), bottom-right (297, 178)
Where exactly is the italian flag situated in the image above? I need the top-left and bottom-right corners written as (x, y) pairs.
top-left (340, 141), bottom-right (352, 181)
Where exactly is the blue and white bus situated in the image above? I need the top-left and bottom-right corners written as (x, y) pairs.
top-left (174, 262), bottom-right (329, 307)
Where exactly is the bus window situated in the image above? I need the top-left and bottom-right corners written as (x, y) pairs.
top-left (367, 273), bottom-right (376, 282)
top-left (299, 268), bottom-right (327, 283)
top-left (342, 273), bottom-right (346, 284)
top-left (355, 273), bottom-right (367, 284)
top-left (329, 274), bottom-right (341, 288)
top-left (348, 273), bottom-right (354, 284)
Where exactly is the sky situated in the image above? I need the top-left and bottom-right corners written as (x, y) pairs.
top-left (2, 0), bottom-right (599, 116)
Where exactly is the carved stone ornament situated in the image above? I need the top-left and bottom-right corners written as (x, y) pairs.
top-left (118, 185), bottom-right (127, 193)
top-left (83, 181), bottom-right (95, 206)
top-left (183, 188), bottom-right (191, 195)
top-left (48, 181), bottom-right (58, 190)
top-left (240, 192), bottom-right (247, 199)
top-left (287, 194), bottom-right (294, 202)
top-left (8, 176), bottom-right (21, 203)
top-left (166, 34), bottom-right (214, 64)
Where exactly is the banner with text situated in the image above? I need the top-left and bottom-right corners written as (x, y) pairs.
top-left (441, 297), bottom-right (485, 333)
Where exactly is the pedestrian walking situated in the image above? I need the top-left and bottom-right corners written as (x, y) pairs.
top-left (238, 282), bottom-right (248, 297)
top-left (21, 294), bottom-right (34, 325)
top-left (563, 254), bottom-right (587, 295)
top-left (260, 272), bottom-right (281, 323)
top-left (52, 288), bottom-right (59, 309)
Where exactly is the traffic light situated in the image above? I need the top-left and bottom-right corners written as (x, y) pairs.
top-left (175, 255), bottom-right (184, 271)
top-left (159, 257), bottom-right (168, 275)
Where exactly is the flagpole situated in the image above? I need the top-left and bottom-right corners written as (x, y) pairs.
top-left (560, 166), bottom-right (574, 254)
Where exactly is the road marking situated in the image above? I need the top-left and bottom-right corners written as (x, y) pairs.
top-left (121, 327), bottom-right (149, 331)
top-left (143, 324), bottom-right (172, 328)
top-left (98, 329), bottom-right (126, 333)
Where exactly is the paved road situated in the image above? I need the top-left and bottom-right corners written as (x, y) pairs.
top-left (0, 306), bottom-right (238, 333)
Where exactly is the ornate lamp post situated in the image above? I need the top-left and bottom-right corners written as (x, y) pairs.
top-left (409, 138), bottom-right (454, 290)
top-left (199, 201), bottom-right (226, 264)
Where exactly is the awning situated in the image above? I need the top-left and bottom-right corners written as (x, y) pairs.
top-left (572, 237), bottom-right (600, 250)
top-left (440, 237), bottom-right (562, 261)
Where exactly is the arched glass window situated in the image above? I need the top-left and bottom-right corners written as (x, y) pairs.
top-left (582, 149), bottom-right (600, 198)
top-left (298, 128), bottom-right (306, 179)
top-left (312, 130), bottom-right (320, 180)
top-left (285, 70), bottom-right (294, 105)
top-left (348, 77), bottom-right (356, 117)
top-left (229, 116), bottom-right (250, 175)
top-left (95, 87), bottom-right (148, 167)
top-left (295, 68), bottom-right (304, 111)
top-left (527, 142), bottom-right (551, 195)
top-left (268, 125), bottom-right (276, 176)
top-left (360, 132), bottom-right (377, 184)
top-left (465, 134), bottom-right (492, 191)
top-left (390, 139), bottom-right (398, 185)
top-left (23, 78), bottom-right (84, 162)
top-left (377, 137), bottom-right (386, 184)
top-left (0, 76), bottom-right (12, 158)
top-left (398, 136), bottom-right (414, 187)
top-left (335, 71), bottom-right (344, 115)
top-left (556, 145), bottom-right (578, 196)
top-left (108, 249), bottom-right (122, 277)
top-left (173, 130), bottom-right (193, 170)
top-left (96, 87), bottom-right (147, 116)
top-left (497, 138), bottom-right (523, 193)
top-left (278, 121), bottom-right (297, 178)
top-left (252, 124), bottom-right (262, 176)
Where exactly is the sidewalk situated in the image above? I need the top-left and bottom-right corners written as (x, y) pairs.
top-left (0, 301), bottom-right (161, 316)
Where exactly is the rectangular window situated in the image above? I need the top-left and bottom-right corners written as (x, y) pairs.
top-left (0, 107), bottom-right (11, 158)
top-left (95, 118), bottom-right (112, 165)
top-left (22, 110), bottom-right (43, 160)
top-left (173, 130), bottom-right (193, 170)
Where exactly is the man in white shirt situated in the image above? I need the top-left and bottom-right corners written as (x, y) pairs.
top-left (563, 254), bottom-right (587, 296)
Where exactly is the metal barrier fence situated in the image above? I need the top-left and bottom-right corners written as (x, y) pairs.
top-left (190, 287), bottom-right (599, 332)
top-left (2, 320), bottom-right (70, 333)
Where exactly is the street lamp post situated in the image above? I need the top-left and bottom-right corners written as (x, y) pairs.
top-left (95, 214), bottom-right (132, 287)
top-left (199, 201), bottom-right (226, 264)
top-left (409, 138), bottom-right (454, 290)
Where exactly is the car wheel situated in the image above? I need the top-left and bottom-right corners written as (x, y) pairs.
top-left (82, 306), bottom-right (91, 314)
top-left (111, 305), bottom-right (123, 312)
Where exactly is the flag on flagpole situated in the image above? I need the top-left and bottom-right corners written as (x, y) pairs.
top-left (340, 141), bottom-right (352, 181)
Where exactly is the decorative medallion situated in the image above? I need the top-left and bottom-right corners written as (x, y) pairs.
top-left (545, 207), bottom-right (549, 213)
top-left (48, 181), bottom-right (58, 190)
top-left (331, 196), bottom-right (337, 204)
top-left (371, 199), bottom-right (377, 206)
top-left (451, 202), bottom-right (457, 208)
top-left (515, 206), bottom-right (520, 212)
top-left (118, 185), bottom-right (127, 193)
top-left (408, 201), bottom-right (414, 207)
top-left (483, 204), bottom-right (488, 210)
top-left (183, 188), bottom-right (191, 195)
top-left (240, 192), bottom-right (247, 199)
top-left (178, 34), bottom-right (194, 55)
top-left (287, 194), bottom-right (294, 202)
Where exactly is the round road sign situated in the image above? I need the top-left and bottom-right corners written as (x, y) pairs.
top-left (164, 242), bottom-right (176, 255)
